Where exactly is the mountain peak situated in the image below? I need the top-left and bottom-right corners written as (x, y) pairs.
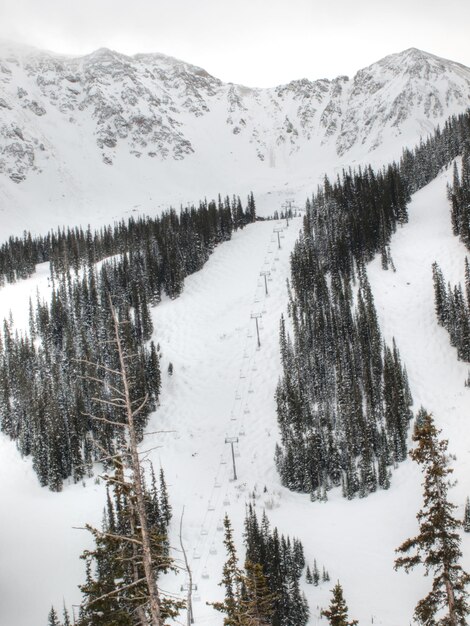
top-left (372, 47), bottom-right (460, 73)
top-left (0, 41), bottom-right (469, 209)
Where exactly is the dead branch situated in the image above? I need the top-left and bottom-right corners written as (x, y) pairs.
top-left (81, 411), bottom-right (127, 428)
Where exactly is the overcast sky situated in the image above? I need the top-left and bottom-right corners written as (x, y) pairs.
top-left (0, 0), bottom-right (469, 87)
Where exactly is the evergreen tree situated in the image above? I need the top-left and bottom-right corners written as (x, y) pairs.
top-left (432, 262), bottom-right (449, 326)
top-left (241, 560), bottom-right (276, 626)
top-left (312, 559), bottom-right (320, 586)
top-left (464, 497), bottom-right (470, 533)
top-left (48, 607), bottom-right (62, 626)
top-left (395, 411), bottom-right (470, 625)
top-left (242, 506), bottom-right (309, 626)
top-left (159, 467), bottom-right (172, 527)
top-left (211, 514), bottom-right (244, 625)
top-left (322, 582), bottom-right (358, 626)
top-left (246, 192), bottom-right (257, 224)
top-left (62, 606), bottom-right (71, 626)
top-left (306, 565), bottom-right (313, 584)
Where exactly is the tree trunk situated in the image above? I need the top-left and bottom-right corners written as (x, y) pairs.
top-left (444, 568), bottom-right (457, 626)
top-left (110, 300), bottom-right (163, 626)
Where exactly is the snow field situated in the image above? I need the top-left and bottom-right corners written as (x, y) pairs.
top-left (149, 217), bottom-right (302, 623)
top-left (1, 166), bottom-right (470, 626)
top-left (150, 170), bottom-right (470, 625)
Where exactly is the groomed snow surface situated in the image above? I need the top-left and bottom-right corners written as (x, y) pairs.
top-left (1, 167), bottom-right (470, 625)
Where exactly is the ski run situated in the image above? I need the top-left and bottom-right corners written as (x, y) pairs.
top-left (1, 163), bottom-right (470, 626)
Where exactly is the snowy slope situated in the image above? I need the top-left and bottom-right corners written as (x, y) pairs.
top-left (1, 166), bottom-right (470, 625)
top-left (0, 43), bottom-right (469, 237)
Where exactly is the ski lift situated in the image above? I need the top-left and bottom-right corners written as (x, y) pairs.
top-left (217, 519), bottom-right (224, 531)
top-left (201, 527), bottom-right (208, 536)
top-left (214, 480), bottom-right (222, 488)
top-left (223, 496), bottom-right (231, 506)
top-left (239, 426), bottom-right (246, 436)
top-left (208, 502), bottom-right (215, 511)
top-left (248, 387), bottom-right (254, 394)
top-left (243, 407), bottom-right (250, 415)
top-left (201, 568), bottom-right (209, 579)
top-left (193, 550), bottom-right (201, 560)
top-left (209, 544), bottom-right (218, 555)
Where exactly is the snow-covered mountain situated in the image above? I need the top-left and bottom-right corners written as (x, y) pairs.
top-left (1, 41), bottom-right (470, 626)
top-left (0, 43), bottom-right (469, 235)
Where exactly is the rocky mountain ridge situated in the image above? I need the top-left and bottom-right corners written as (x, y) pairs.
top-left (0, 43), bottom-right (469, 233)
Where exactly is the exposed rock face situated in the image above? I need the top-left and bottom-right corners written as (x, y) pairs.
top-left (0, 43), bottom-right (469, 187)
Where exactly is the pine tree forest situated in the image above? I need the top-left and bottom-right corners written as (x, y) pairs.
top-left (432, 259), bottom-right (470, 364)
top-left (448, 147), bottom-right (470, 251)
top-left (0, 194), bottom-right (257, 489)
top-left (275, 111), bottom-right (470, 500)
top-left (1, 99), bottom-right (470, 626)
top-left (212, 509), bottom-right (310, 626)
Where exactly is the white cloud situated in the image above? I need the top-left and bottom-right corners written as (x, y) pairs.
top-left (0, 0), bottom-right (468, 86)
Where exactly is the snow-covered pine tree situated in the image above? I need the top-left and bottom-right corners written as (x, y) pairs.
top-left (464, 497), bottom-right (470, 533)
top-left (306, 565), bottom-right (313, 584)
top-left (312, 559), bottom-right (320, 586)
top-left (322, 582), bottom-right (358, 626)
top-left (395, 411), bottom-right (470, 625)
top-left (432, 261), bottom-right (449, 326)
top-left (48, 607), bottom-right (62, 626)
top-left (243, 506), bottom-right (309, 626)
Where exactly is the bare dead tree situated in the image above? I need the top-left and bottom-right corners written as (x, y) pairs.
top-left (108, 297), bottom-right (164, 626)
top-left (77, 296), bottom-right (168, 626)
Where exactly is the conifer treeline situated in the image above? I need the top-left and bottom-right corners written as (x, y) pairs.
top-left (244, 505), bottom-right (309, 626)
top-left (0, 192), bottom-right (256, 289)
top-left (213, 508), bottom-right (309, 626)
top-left (305, 111), bottom-right (470, 278)
top-left (0, 194), bottom-right (257, 490)
top-left (0, 266), bottom-right (159, 491)
top-left (448, 148), bottom-right (470, 251)
top-left (49, 462), bottom-right (178, 626)
top-left (274, 110), bottom-right (470, 501)
top-left (77, 463), bottom-right (179, 626)
top-left (275, 268), bottom-right (413, 499)
top-left (432, 259), bottom-right (470, 363)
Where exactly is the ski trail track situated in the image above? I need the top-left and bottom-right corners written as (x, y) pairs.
top-left (149, 218), bottom-right (302, 622)
top-left (1, 168), bottom-right (470, 626)
top-left (150, 170), bottom-right (470, 626)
